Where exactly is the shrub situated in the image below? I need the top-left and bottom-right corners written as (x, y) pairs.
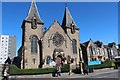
top-left (9, 64), bottom-right (70, 75)
top-left (72, 68), bottom-right (81, 74)
top-left (61, 64), bottom-right (70, 72)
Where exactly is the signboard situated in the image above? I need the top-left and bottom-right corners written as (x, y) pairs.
top-left (88, 61), bottom-right (101, 65)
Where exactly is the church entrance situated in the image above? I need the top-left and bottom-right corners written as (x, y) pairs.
top-left (53, 49), bottom-right (65, 66)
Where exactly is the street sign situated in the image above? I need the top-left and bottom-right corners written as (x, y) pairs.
top-left (88, 61), bottom-right (101, 65)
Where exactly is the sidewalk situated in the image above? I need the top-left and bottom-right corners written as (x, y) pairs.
top-left (9, 68), bottom-right (118, 79)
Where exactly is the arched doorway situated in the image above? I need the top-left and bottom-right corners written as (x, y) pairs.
top-left (53, 49), bottom-right (65, 65)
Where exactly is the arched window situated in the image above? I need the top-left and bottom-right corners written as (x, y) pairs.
top-left (72, 39), bottom-right (77, 54)
top-left (89, 46), bottom-right (93, 55)
top-left (31, 16), bottom-right (37, 29)
top-left (30, 35), bottom-right (38, 54)
top-left (46, 56), bottom-right (51, 64)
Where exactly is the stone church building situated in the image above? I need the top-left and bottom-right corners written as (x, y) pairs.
top-left (18, 1), bottom-right (83, 71)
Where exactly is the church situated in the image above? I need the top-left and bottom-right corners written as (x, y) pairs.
top-left (18, 1), bottom-right (83, 72)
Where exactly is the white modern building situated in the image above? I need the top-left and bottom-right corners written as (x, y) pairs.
top-left (0, 35), bottom-right (16, 64)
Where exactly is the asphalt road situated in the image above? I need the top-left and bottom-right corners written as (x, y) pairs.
top-left (83, 70), bottom-right (119, 78)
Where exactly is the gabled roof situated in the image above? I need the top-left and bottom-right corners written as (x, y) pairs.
top-left (25, 1), bottom-right (43, 24)
top-left (62, 5), bottom-right (77, 29)
top-left (83, 41), bottom-right (89, 47)
top-left (83, 38), bottom-right (98, 48)
top-left (108, 42), bottom-right (116, 48)
top-left (41, 20), bottom-right (62, 39)
top-left (41, 20), bottom-right (72, 41)
top-left (94, 40), bottom-right (103, 48)
top-left (83, 38), bottom-right (93, 47)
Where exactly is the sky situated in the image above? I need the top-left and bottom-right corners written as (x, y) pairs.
top-left (2, 2), bottom-right (118, 54)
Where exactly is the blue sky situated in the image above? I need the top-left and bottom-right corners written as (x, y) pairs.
top-left (2, 2), bottom-right (118, 54)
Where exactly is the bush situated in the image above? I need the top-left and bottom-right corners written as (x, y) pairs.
top-left (9, 64), bottom-right (70, 75)
top-left (61, 64), bottom-right (70, 72)
top-left (72, 68), bottom-right (81, 74)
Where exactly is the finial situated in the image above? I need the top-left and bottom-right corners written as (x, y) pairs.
top-left (54, 19), bottom-right (58, 22)
top-left (65, 3), bottom-right (67, 8)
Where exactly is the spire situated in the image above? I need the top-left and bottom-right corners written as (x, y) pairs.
top-left (62, 4), bottom-right (77, 29)
top-left (25, 0), bottom-right (43, 24)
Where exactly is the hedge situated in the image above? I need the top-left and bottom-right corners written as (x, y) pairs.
top-left (9, 64), bottom-right (70, 75)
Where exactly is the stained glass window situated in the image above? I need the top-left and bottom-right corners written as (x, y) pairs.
top-left (30, 35), bottom-right (38, 53)
top-left (53, 32), bottom-right (64, 47)
top-left (72, 39), bottom-right (77, 54)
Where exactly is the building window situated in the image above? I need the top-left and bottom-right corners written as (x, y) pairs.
top-left (32, 58), bottom-right (36, 64)
top-left (93, 48), bottom-right (96, 55)
top-left (102, 49), bottom-right (105, 55)
top-left (25, 58), bottom-right (28, 63)
top-left (72, 39), bottom-right (77, 54)
top-left (46, 56), bottom-right (51, 64)
top-left (111, 49), bottom-right (113, 55)
top-left (30, 35), bottom-right (38, 54)
top-left (89, 46), bottom-right (93, 55)
top-left (31, 16), bottom-right (37, 29)
top-left (8, 53), bottom-right (11, 56)
top-left (97, 49), bottom-right (99, 55)
top-left (53, 32), bottom-right (64, 47)
top-left (95, 58), bottom-right (97, 61)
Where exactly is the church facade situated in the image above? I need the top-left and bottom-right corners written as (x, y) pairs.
top-left (18, 1), bottom-right (83, 71)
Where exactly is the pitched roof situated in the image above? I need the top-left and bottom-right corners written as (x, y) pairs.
top-left (25, 1), bottom-right (43, 24)
top-left (83, 41), bottom-right (89, 47)
top-left (41, 20), bottom-right (62, 39)
top-left (62, 5), bottom-right (77, 29)
top-left (108, 42), bottom-right (116, 48)
top-left (94, 40), bottom-right (103, 48)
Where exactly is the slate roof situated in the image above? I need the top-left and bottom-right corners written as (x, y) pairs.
top-left (25, 1), bottom-right (43, 24)
top-left (62, 5), bottom-right (77, 29)
top-left (83, 41), bottom-right (89, 47)
top-left (94, 40), bottom-right (103, 48)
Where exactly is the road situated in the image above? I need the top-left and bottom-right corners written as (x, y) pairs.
top-left (82, 69), bottom-right (118, 78)
top-left (9, 68), bottom-right (119, 80)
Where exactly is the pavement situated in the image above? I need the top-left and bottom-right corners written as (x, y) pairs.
top-left (9, 68), bottom-right (119, 79)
